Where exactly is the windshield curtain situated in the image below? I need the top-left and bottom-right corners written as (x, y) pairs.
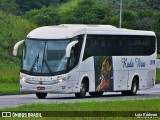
top-left (22, 39), bottom-right (70, 75)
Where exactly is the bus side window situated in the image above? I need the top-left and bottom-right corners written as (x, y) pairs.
top-left (144, 36), bottom-right (155, 55)
top-left (68, 47), bottom-right (76, 68)
top-left (68, 35), bottom-right (84, 68)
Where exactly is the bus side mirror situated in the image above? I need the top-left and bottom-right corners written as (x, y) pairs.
top-left (66, 41), bottom-right (78, 58)
top-left (13, 40), bottom-right (25, 56)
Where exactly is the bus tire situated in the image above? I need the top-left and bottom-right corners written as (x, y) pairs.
top-left (121, 78), bottom-right (138, 96)
top-left (89, 92), bottom-right (104, 97)
top-left (75, 81), bottom-right (87, 98)
top-left (36, 93), bottom-right (47, 99)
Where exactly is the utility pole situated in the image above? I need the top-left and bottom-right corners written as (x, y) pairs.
top-left (119, 0), bottom-right (122, 28)
top-left (114, 0), bottom-right (123, 28)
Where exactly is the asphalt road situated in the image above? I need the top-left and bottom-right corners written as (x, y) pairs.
top-left (0, 84), bottom-right (160, 109)
top-left (157, 59), bottom-right (160, 68)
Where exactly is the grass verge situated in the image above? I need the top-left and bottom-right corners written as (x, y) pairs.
top-left (1, 98), bottom-right (160, 111)
top-left (0, 83), bottom-right (19, 94)
top-left (0, 63), bottom-right (20, 93)
top-left (0, 99), bottom-right (160, 120)
top-left (157, 68), bottom-right (160, 83)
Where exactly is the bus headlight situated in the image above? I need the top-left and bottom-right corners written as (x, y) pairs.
top-left (21, 77), bottom-right (27, 82)
top-left (58, 78), bottom-right (66, 83)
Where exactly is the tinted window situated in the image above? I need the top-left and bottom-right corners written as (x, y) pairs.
top-left (83, 35), bottom-right (156, 60)
top-left (68, 35), bottom-right (84, 69)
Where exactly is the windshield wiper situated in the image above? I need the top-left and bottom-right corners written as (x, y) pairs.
top-left (30, 52), bottom-right (39, 73)
top-left (43, 58), bottom-right (54, 75)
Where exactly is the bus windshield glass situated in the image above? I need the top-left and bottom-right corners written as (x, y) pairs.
top-left (22, 39), bottom-right (70, 75)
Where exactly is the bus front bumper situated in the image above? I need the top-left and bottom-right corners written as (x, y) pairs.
top-left (20, 80), bottom-right (79, 93)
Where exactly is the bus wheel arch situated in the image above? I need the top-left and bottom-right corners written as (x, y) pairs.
top-left (75, 77), bottom-right (89, 98)
top-left (121, 75), bottom-right (139, 96)
top-left (130, 75), bottom-right (139, 95)
top-left (133, 75), bottom-right (139, 90)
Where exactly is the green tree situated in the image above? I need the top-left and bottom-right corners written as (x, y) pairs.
top-left (15, 0), bottom-right (68, 15)
top-left (24, 6), bottom-right (58, 26)
top-left (0, 0), bottom-right (19, 14)
top-left (122, 10), bottom-right (138, 28)
top-left (134, 18), bottom-right (156, 30)
top-left (64, 0), bottom-right (109, 24)
top-left (31, 14), bottom-right (53, 26)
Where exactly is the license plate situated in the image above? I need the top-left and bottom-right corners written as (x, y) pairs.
top-left (37, 86), bottom-right (45, 90)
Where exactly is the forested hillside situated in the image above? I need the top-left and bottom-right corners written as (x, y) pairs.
top-left (23, 0), bottom-right (160, 49)
top-left (0, 0), bottom-right (160, 64)
top-left (0, 10), bottom-right (36, 63)
top-left (0, 0), bottom-right (68, 15)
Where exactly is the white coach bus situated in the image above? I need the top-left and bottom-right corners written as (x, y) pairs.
top-left (13, 24), bottom-right (157, 99)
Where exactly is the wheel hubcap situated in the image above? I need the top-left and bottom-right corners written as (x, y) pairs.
top-left (80, 83), bottom-right (85, 94)
top-left (133, 82), bottom-right (137, 93)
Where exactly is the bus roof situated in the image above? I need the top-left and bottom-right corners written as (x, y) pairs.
top-left (27, 24), bottom-right (156, 39)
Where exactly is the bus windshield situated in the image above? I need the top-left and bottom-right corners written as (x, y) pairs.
top-left (22, 39), bottom-right (70, 75)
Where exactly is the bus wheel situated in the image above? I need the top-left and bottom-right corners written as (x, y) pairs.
top-left (89, 92), bottom-right (103, 97)
top-left (121, 78), bottom-right (138, 96)
top-left (36, 93), bottom-right (47, 99)
top-left (75, 81), bottom-right (87, 98)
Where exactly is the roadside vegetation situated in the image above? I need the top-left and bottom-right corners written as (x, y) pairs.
top-left (0, 10), bottom-right (35, 93)
top-left (157, 54), bottom-right (160, 59)
top-left (0, 10), bottom-right (36, 62)
top-left (24, 0), bottom-right (160, 45)
top-left (2, 98), bottom-right (160, 111)
top-left (0, 62), bottom-right (20, 93)
top-left (0, 98), bottom-right (160, 119)
top-left (156, 68), bottom-right (160, 83)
